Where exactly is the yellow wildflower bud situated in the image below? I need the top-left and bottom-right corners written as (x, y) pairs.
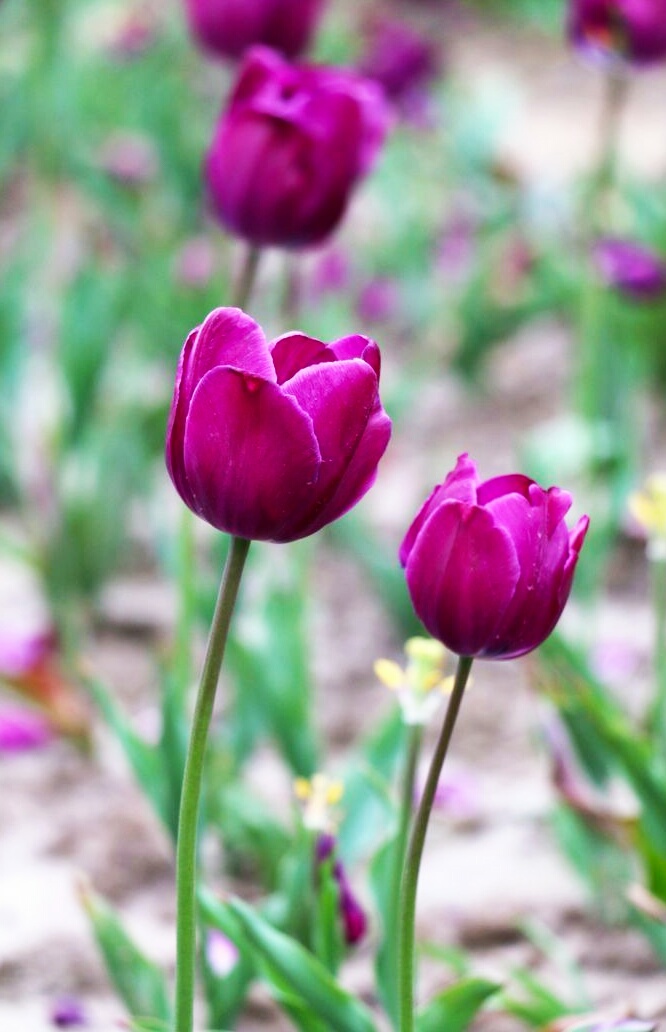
top-left (374, 636), bottom-right (455, 726)
top-left (293, 772), bottom-right (344, 832)
top-left (629, 473), bottom-right (666, 561)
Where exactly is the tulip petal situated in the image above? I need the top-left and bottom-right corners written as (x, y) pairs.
top-left (482, 488), bottom-right (573, 658)
top-left (186, 308), bottom-right (275, 393)
top-left (330, 335), bottom-right (380, 376)
top-left (404, 501), bottom-right (520, 656)
top-left (399, 454), bottom-right (478, 567)
top-left (271, 332), bottom-right (335, 384)
top-left (283, 358), bottom-right (390, 533)
top-left (165, 326), bottom-right (200, 511)
top-left (182, 367), bottom-right (320, 541)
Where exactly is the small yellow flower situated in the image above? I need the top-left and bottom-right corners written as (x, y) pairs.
top-left (374, 636), bottom-right (455, 726)
top-left (629, 474), bottom-right (666, 561)
top-left (293, 772), bottom-right (344, 832)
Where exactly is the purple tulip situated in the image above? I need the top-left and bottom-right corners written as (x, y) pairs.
top-left (359, 16), bottom-right (441, 108)
top-left (568, 0), bottom-right (666, 65)
top-left (400, 454), bottom-right (589, 660)
top-left (593, 237), bottom-right (666, 300)
top-left (183, 0), bottom-right (325, 60)
top-left (50, 996), bottom-right (87, 1028)
top-left (315, 834), bottom-right (367, 946)
top-left (0, 705), bottom-right (53, 752)
top-left (205, 47), bottom-right (390, 249)
top-left (165, 307), bottom-right (391, 542)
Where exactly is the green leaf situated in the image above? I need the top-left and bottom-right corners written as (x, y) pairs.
top-left (416, 976), bottom-right (502, 1032)
top-left (82, 887), bottom-right (171, 1024)
top-left (500, 969), bottom-right (575, 1028)
top-left (220, 896), bottom-right (378, 1032)
top-left (84, 674), bottom-right (171, 833)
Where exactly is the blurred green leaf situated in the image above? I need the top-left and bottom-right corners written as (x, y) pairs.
top-left (416, 976), bottom-right (502, 1032)
top-left (82, 886), bottom-right (171, 1024)
top-left (211, 896), bottom-right (378, 1032)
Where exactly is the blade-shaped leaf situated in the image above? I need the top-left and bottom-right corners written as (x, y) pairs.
top-left (81, 886), bottom-right (171, 1024)
top-left (416, 976), bottom-right (501, 1032)
top-left (213, 896), bottom-right (378, 1032)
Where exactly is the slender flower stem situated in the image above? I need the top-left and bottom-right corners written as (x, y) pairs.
top-left (651, 557), bottom-right (666, 755)
top-left (397, 656), bottom-right (474, 1032)
top-left (234, 245), bottom-right (261, 310)
top-left (386, 723), bottom-right (422, 1027)
top-left (577, 66), bottom-right (629, 423)
top-left (174, 535), bottom-right (251, 1032)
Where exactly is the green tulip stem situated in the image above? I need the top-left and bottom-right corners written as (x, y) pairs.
top-left (174, 535), bottom-right (251, 1032)
top-left (397, 655), bottom-right (474, 1032)
top-left (651, 556), bottom-right (666, 754)
top-left (234, 245), bottom-right (261, 310)
top-left (387, 722), bottom-right (422, 1027)
top-left (577, 66), bottom-right (629, 425)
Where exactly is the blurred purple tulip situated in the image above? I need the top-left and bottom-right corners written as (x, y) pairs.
top-left (568, 0), bottom-right (666, 65)
top-left (50, 996), bottom-right (87, 1028)
top-left (359, 16), bottom-right (441, 109)
top-left (315, 834), bottom-right (367, 945)
top-left (356, 277), bottom-right (400, 324)
top-left (593, 237), bottom-right (666, 300)
top-left (0, 704), bottom-right (53, 752)
top-left (400, 454), bottom-right (589, 660)
top-left (205, 47), bottom-right (390, 249)
top-left (165, 307), bottom-right (391, 542)
top-left (183, 0), bottom-right (325, 60)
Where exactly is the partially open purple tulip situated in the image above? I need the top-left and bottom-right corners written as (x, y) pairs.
top-left (183, 0), bottom-right (325, 61)
top-left (593, 237), bottom-right (666, 300)
top-left (205, 47), bottom-right (390, 249)
top-left (400, 454), bottom-right (589, 660)
top-left (165, 308), bottom-right (391, 542)
top-left (568, 0), bottom-right (666, 65)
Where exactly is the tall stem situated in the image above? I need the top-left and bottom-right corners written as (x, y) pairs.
top-left (650, 557), bottom-right (666, 756)
top-left (385, 724), bottom-right (422, 1028)
top-left (234, 245), bottom-right (261, 311)
top-left (397, 656), bottom-right (473, 1032)
top-left (577, 67), bottom-right (629, 423)
top-left (174, 535), bottom-right (251, 1032)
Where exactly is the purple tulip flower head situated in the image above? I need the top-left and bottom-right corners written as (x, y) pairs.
top-left (400, 454), bottom-right (589, 660)
top-left (359, 15), bottom-right (441, 113)
top-left (165, 308), bottom-right (391, 542)
top-left (183, 0), bottom-right (325, 61)
top-left (205, 47), bottom-right (390, 249)
top-left (568, 0), bottom-right (666, 65)
top-left (593, 237), bottom-right (666, 300)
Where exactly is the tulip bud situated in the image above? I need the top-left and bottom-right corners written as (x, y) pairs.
top-left (183, 0), bottom-right (325, 61)
top-left (568, 0), bottom-right (666, 66)
top-left (205, 47), bottom-right (390, 249)
top-left (165, 308), bottom-right (391, 542)
top-left (400, 454), bottom-right (589, 660)
top-left (593, 238), bottom-right (666, 301)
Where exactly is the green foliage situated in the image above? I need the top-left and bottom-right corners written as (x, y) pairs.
top-left (82, 886), bottom-right (172, 1025)
top-left (416, 976), bottom-right (502, 1032)
top-left (201, 893), bottom-right (378, 1032)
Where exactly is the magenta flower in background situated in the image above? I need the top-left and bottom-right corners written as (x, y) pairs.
top-left (166, 307), bottom-right (391, 542)
top-left (358, 16), bottom-right (441, 110)
top-left (593, 237), bottom-right (666, 300)
top-left (356, 276), bottom-right (400, 325)
top-left (205, 47), bottom-right (390, 249)
top-left (400, 454), bottom-right (589, 660)
top-left (49, 995), bottom-right (87, 1028)
top-left (0, 704), bottom-right (53, 752)
top-left (183, 0), bottom-right (325, 60)
top-left (315, 834), bottom-right (368, 945)
top-left (568, 0), bottom-right (666, 65)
